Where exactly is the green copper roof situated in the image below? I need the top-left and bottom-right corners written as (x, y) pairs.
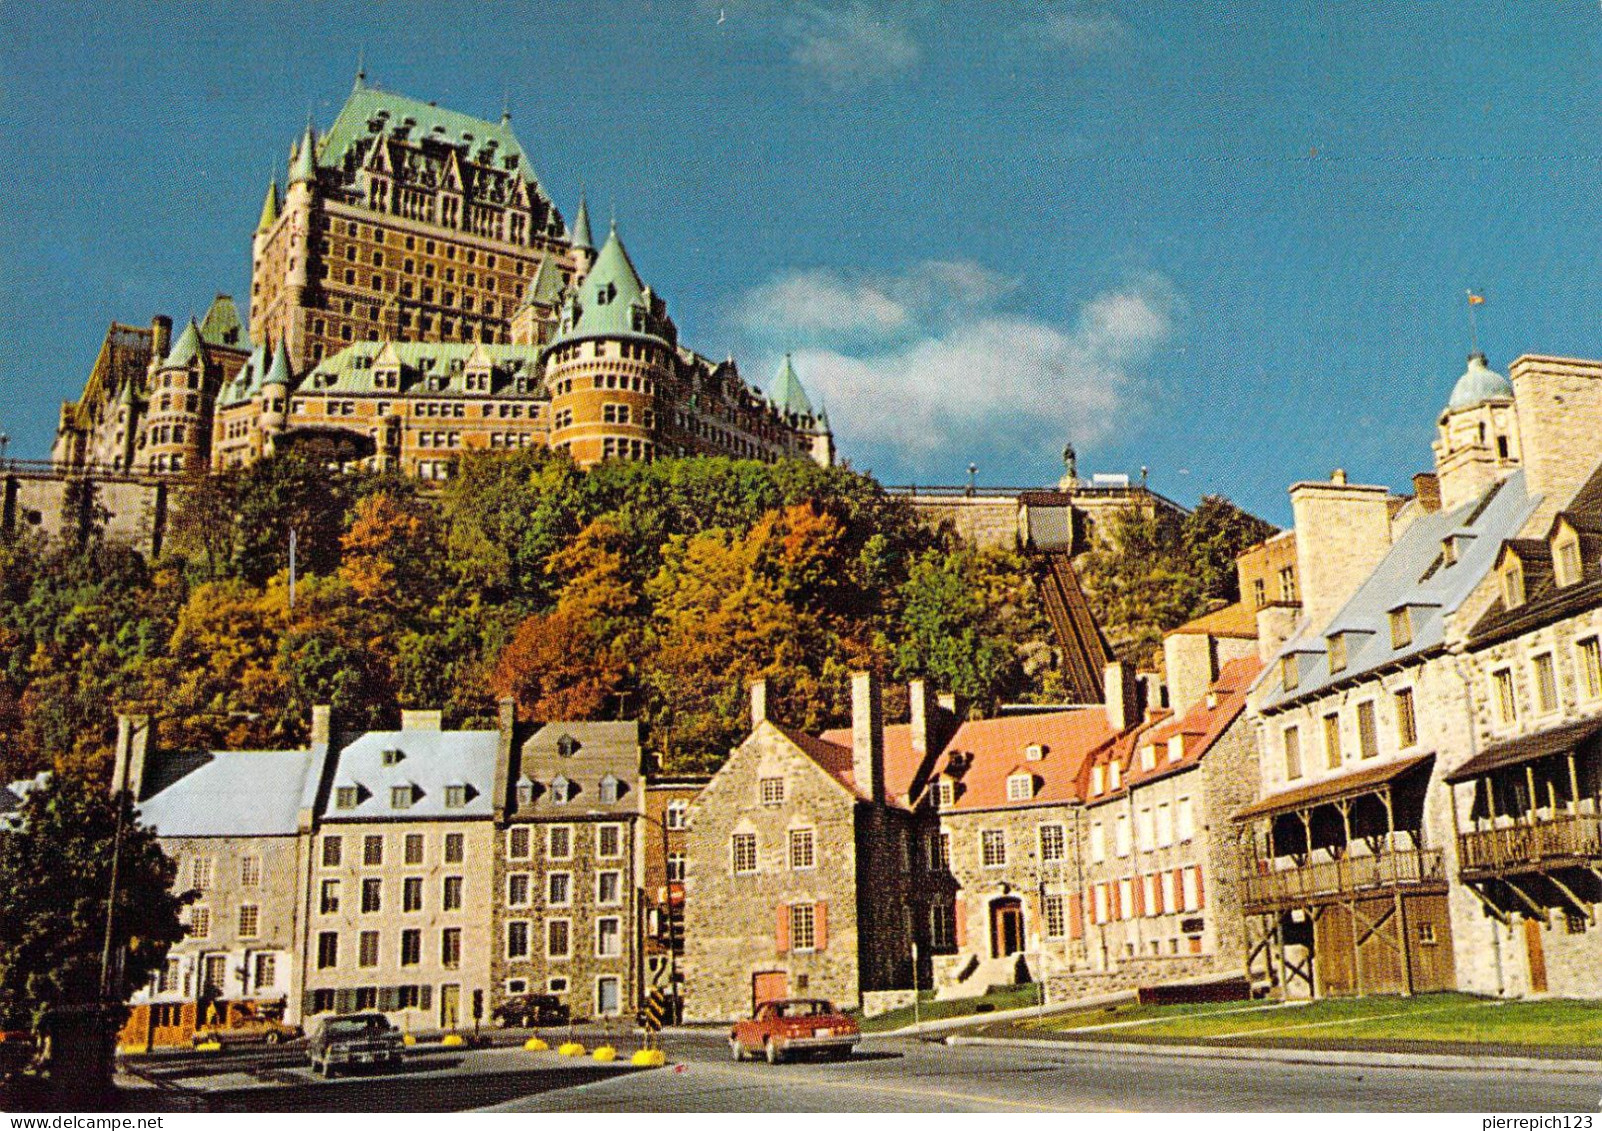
top-left (197, 295), bottom-right (247, 349)
top-left (262, 342), bottom-right (292, 388)
top-left (257, 178), bottom-right (280, 232)
top-left (164, 320), bottom-right (203, 368)
top-left (304, 341), bottom-right (547, 396)
top-left (770, 354), bottom-right (815, 418)
top-left (570, 195), bottom-right (594, 250)
top-left (318, 83), bottom-right (527, 174)
top-left (1447, 352), bottom-right (1513, 411)
top-left (551, 225), bottom-right (665, 347)
top-left (289, 123), bottom-right (318, 184)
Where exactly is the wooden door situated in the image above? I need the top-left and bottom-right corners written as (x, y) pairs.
top-left (1523, 917), bottom-right (1548, 994)
top-left (752, 970), bottom-right (788, 1012)
top-left (991, 898), bottom-right (1024, 957)
top-left (440, 983), bottom-right (461, 1030)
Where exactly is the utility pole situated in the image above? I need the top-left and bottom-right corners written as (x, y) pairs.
top-left (288, 527), bottom-right (298, 610)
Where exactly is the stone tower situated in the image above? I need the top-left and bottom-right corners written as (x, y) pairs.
top-left (1432, 352), bottom-right (1522, 512)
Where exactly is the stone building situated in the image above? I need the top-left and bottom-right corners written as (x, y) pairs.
top-left (488, 716), bottom-right (645, 1021)
top-left (301, 711), bottom-right (498, 1033)
top-left (112, 713), bottom-right (330, 1049)
top-left (1242, 351), bottom-right (1602, 999)
top-left (1077, 653), bottom-right (1260, 981)
top-left (641, 773), bottom-right (707, 1012)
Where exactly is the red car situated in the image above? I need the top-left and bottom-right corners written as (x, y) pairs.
top-left (730, 998), bottom-right (860, 1064)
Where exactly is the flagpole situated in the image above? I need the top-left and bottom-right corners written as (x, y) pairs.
top-left (1466, 290), bottom-right (1481, 355)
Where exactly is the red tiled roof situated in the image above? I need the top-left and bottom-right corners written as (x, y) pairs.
top-left (1166, 601), bottom-right (1258, 640)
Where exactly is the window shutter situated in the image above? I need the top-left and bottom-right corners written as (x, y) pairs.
top-left (1068, 894), bottom-right (1083, 940)
top-left (420, 984), bottom-right (433, 1011)
top-left (378, 986), bottom-right (400, 1012)
top-left (1132, 878), bottom-right (1145, 917)
top-left (1109, 881), bottom-right (1120, 921)
top-left (335, 988), bottom-right (356, 1015)
top-left (776, 905), bottom-right (790, 954)
top-left (814, 902), bottom-right (828, 952)
top-left (303, 991), bottom-right (318, 1016)
top-left (1194, 866), bottom-right (1205, 909)
top-left (954, 897), bottom-right (967, 948)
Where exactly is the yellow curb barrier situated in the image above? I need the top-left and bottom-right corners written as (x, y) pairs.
top-left (194, 1041), bottom-right (222, 1053)
top-left (523, 1037), bottom-right (549, 1051)
top-left (593, 1045), bottom-right (617, 1062)
top-left (557, 1041), bottom-right (586, 1057)
top-left (441, 1033), bottom-right (467, 1048)
top-left (630, 1048), bottom-right (667, 1067)
top-left (402, 1034), bottom-right (417, 1047)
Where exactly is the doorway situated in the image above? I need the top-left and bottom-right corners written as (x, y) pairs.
top-left (440, 983), bottom-right (460, 1030)
top-left (991, 897), bottom-right (1024, 957)
top-left (752, 970), bottom-right (788, 1012)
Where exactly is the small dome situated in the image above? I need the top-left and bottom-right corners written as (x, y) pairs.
top-left (1447, 352), bottom-right (1512, 410)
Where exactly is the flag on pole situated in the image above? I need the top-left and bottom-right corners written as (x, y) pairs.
top-left (1467, 292), bottom-right (1485, 305)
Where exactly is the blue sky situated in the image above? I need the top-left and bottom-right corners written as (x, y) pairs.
top-left (3, 1), bottom-right (1600, 524)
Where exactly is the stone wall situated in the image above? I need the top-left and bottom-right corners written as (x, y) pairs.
top-left (905, 496), bottom-right (1022, 550)
top-left (861, 988), bottom-right (918, 1017)
top-left (1508, 356), bottom-right (1602, 529)
top-left (2, 469), bottom-right (171, 555)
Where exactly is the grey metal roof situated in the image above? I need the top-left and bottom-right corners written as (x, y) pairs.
top-left (137, 750), bottom-right (318, 838)
top-left (322, 728), bottom-right (499, 822)
top-left (508, 721), bottom-right (642, 819)
top-left (1261, 471), bottom-right (1537, 710)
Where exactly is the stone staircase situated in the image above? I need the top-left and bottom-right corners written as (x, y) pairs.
top-left (934, 953), bottom-right (1032, 1001)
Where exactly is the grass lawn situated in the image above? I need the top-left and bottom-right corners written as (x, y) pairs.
top-left (857, 985), bottom-right (1045, 1033)
top-left (1034, 992), bottom-right (1602, 1047)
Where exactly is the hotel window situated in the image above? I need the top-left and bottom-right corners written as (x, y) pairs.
top-left (665, 800), bottom-right (688, 829)
top-left (667, 853), bottom-right (686, 882)
top-left (253, 954), bottom-right (276, 989)
top-left (1283, 725), bottom-right (1303, 780)
top-left (443, 876), bottom-right (463, 912)
top-left (390, 784), bottom-right (414, 810)
top-left (1182, 868), bottom-right (1201, 912)
top-left (240, 856), bottom-right (262, 887)
top-left (731, 833), bottom-right (758, 874)
top-left (759, 776), bottom-right (785, 805)
top-left (442, 927), bottom-right (461, 969)
top-left (403, 876), bottom-right (423, 912)
top-left (597, 871), bottom-right (622, 905)
top-left (1139, 744), bottom-right (1156, 771)
top-left (1395, 688), bottom-right (1418, 748)
top-left (404, 834), bottom-right (424, 865)
top-left (506, 921), bottom-right (530, 960)
top-left (1044, 895), bottom-right (1067, 939)
top-left (401, 929), bottom-right (421, 966)
top-left (189, 856), bottom-right (213, 891)
top-left (548, 825), bottom-right (572, 860)
top-left (359, 931), bottom-right (380, 968)
top-left (1160, 870), bottom-right (1176, 913)
top-left (237, 904), bottom-right (259, 939)
top-left (981, 829), bottom-right (1007, 867)
top-left (1118, 878), bottom-right (1135, 921)
top-left (788, 905), bottom-right (816, 952)
top-left (363, 835), bottom-right (383, 866)
top-left (1176, 797), bottom-right (1195, 842)
top-left (598, 824), bottom-right (622, 858)
top-left (1093, 883), bottom-right (1109, 925)
top-left (320, 879), bottom-right (340, 914)
top-left (1493, 668), bottom-right (1518, 725)
top-left (1278, 566), bottom-right (1298, 603)
top-left (548, 872), bottom-right (572, 906)
top-left (1007, 772), bottom-right (1034, 801)
top-left (1357, 701), bottom-right (1379, 759)
top-left (444, 784), bottom-right (467, 809)
top-left (789, 828), bottom-right (816, 870)
top-left (1579, 638), bottom-right (1602, 701)
top-left (1389, 608), bottom-right (1413, 649)
top-left (929, 832), bottom-right (951, 870)
top-left (936, 779), bottom-right (956, 807)
top-left (547, 919), bottom-right (571, 959)
top-left (1323, 713), bottom-right (1343, 769)
top-left (1252, 578), bottom-right (1267, 607)
top-left (929, 904), bottom-right (956, 951)
top-left (1533, 653), bottom-right (1559, 715)
top-left (1143, 874), bottom-right (1159, 917)
top-left (1135, 807), bottom-right (1154, 852)
top-left (596, 917), bottom-right (622, 958)
top-left (316, 932), bottom-right (338, 970)
top-left (361, 877), bottom-right (382, 913)
top-left (444, 833), bottom-right (464, 863)
top-left (1039, 823), bottom-right (1066, 863)
top-left (508, 826), bottom-right (531, 859)
top-left (1109, 761), bottom-right (1122, 790)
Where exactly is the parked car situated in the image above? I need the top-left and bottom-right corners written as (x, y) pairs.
top-left (730, 998), bottom-right (860, 1064)
top-left (492, 993), bottom-right (570, 1028)
top-left (191, 1014), bottom-right (301, 1048)
top-left (306, 1012), bottom-right (406, 1077)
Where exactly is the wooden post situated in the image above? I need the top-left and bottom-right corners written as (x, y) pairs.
top-left (1566, 752), bottom-right (1581, 815)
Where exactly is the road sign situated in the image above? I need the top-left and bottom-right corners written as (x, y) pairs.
top-left (638, 988), bottom-right (668, 1032)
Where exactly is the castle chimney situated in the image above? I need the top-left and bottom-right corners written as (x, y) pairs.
top-left (1104, 662), bottom-right (1140, 732)
top-left (909, 679), bottom-right (937, 755)
top-left (851, 670), bottom-right (885, 804)
top-left (750, 679), bottom-right (768, 729)
top-left (150, 315), bottom-right (172, 363)
top-left (1162, 632), bottom-right (1218, 719)
top-left (112, 714), bottom-right (152, 799)
top-left (1289, 474), bottom-right (1394, 634)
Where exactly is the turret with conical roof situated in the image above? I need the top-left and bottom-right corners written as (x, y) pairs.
top-left (289, 121), bottom-right (318, 185)
top-left (1433, 351), bottom-right (1522, 511)
top-left (549, 222), bottom-right (675, 350)
top-left (771, 354), bottom-right (816, 420)
top-left (257, 178), bottom-right (281, 234)
top-left (164, 320), bottom-right (204, 369)
top-left (570, 194), bottom-right (596, 273)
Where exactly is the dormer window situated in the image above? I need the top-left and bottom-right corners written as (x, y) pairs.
top-left (335, 785), bottom-right (359, 810)
top-left (444, 784), bottom-right (468, 809)
top-left (936, 778), bottom-right (956, 808)
top-left (550, 775), bottom-right (573, 804)
top-left (556, 734), bottom-right (579, 758)
top-left (1205, 691), bottom-right (1219, 710)
top-left (1139, 744), bottom-right (1156, 771)
top-left (381, 748), bottom-right (404, 767)
top-left (598, 775), bottom-right (621, 804)
top-left (1554, 524), bottom-right (1583, 588)
top-left (1328, 633), bottom-right (1347, 673)
top-left (1167, 734), bottom-right (1185, 763)
top-left (1090, 765), bottom-right (1105, 795)
top-left (1503, 558), bottom-right (1526, 609)
top-left (515, 777), bottom-right (535, 806)
top-left (1441, 537), bottom-right (1457, 566)
top-left (1389, 608), bottom-right (1413, 650)
top-left (1108, 760), bottom-right (1122, 790)
top-left (1024, 743), bottom-right (1045, 762)
top-left (390, 784), bottom-right (415, 810)
top-left (1281, 653), bottom-right (1300, 692)
top-left (1006, 773), bottom-right (1036, 802)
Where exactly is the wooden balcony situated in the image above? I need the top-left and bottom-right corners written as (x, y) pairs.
top-left (1240, 847), bottom-right (1447, 913)
top-left (1457, 812), bottom-right (1602, 881)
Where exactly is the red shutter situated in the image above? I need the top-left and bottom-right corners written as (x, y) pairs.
top-left (1149, 873), bottom-right (1162, 915)
top-left (1132, 877), bottom-right (1145, 917)
top-left (814, 902), bottom-right (828, 952)
top-left (1195, 866), bottom-right (1205, 909)
top-left (1068, 894), bottom-right (1083, 940)
top-left (776, 905), bottom-right (790, 954)
top-left (954, 897), bottom-right (967, 948)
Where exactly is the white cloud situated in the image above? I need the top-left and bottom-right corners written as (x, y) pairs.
top-left (736, 269), bottom-right (909, 339)
top-left (743, 269), bottom-right (1177, 477)
top-left (1029, 9), bottom-right (1129, 56)
top-left (786, 3), bottom-right (920, 87)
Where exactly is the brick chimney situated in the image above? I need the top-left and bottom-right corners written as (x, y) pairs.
top-left (750, 679), bottom-right (768, 728)
top-left (1104, 662), bottom-right (1140, 733)
top-left (851, 670), bottom-right (885, 804)
top-left (1289, 473), bottom-right (1394, 634)
top-left (112, 714), bottom-right (152, 799)
top-left (1412, 472), bottom-right (1442, 513)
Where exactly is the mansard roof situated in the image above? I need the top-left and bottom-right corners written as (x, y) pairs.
top-left (219, 343), bottom-right (269, 407)
top-left (321, 728), bottom-right (499, 822)
top-left (302, 340), bottom-right (547, 397)
top-left (320, 83), bottom-right (529, 176)
top-left (1260, 470), bottom-right (1538, 711)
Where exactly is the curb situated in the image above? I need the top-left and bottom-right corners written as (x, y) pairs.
top-left (870, 989), bottom-right (1139, 1039)
top-left (945, 1034), bottom-right (1602, 1076)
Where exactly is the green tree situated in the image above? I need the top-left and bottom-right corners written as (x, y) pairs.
top-left (1181, 495), bottom-right (1277, 605)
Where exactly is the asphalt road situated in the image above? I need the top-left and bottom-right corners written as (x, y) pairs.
top-left (488, 1031), bottom-right (1602, 1113)
top-left (119, 1029), bottom-right (1602, 1113)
